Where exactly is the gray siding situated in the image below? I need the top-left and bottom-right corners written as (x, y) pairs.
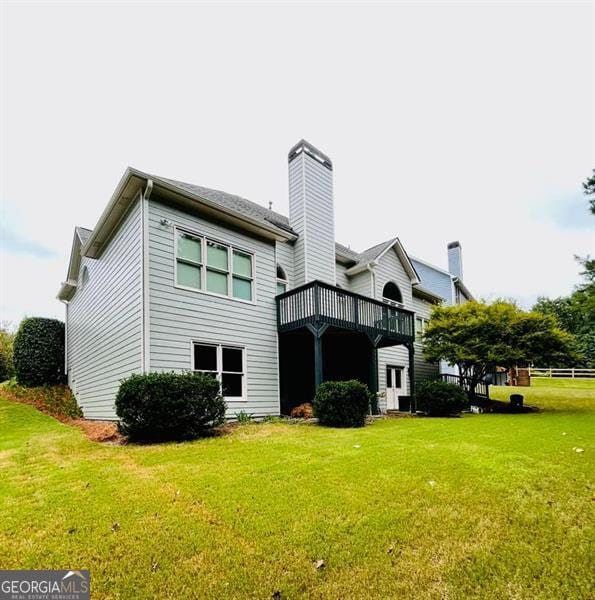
top-left (374, 247), bottom-right (413, 305)
top-left (288, 152), bottom-right (335, 285)
top-left (350, 270), bottom-right (373, 297)
top-left (147, 199), bottom-right (280, 417)
top-left (67, 200), bottom-right (142, 419)
top-left (412, 295), bottom-right (440, 384)
top-left (410, 259), bottom-right (454, 304)
top-left (375, 248), bottom-right (413, 407)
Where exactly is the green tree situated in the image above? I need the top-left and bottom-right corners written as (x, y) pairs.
top-left (583, 168), bottom-right (595, 215)
top-left (423, 300), bottom-right (575, 398)
top-left (533, 258), bottom-right (595, 368)
top-left (0, 322), bottom-right (15, 382)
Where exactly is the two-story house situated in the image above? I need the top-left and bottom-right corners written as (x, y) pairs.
top-left (58, 140), bottom-right (473, 420)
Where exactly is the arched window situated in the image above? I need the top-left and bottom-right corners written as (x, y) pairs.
top-left (276, 265), bottom-right (288, 295)
top-left (382, 281), bottom-right (402, 305)
top-left (80, 266), bottom-right (89, 289)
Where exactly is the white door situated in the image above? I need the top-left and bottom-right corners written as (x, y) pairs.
top-left (386, 366), bottom-right (406, 410)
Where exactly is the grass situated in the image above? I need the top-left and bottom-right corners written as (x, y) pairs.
top-left (0, 379), bottom-right (593, 599)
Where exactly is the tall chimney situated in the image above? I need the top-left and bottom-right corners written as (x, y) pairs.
top-left (447, 241), bottom-right (463, 279)
top-left (288, 140), bottom-right (336, 286)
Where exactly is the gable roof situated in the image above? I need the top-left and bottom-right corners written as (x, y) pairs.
top-left (63, 166), bottom-right (468, 300)
top-left (345, 237), bottom-right (420, 284)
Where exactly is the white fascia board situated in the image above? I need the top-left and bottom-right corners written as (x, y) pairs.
top-left (82, 168), bottom-right (296, 260)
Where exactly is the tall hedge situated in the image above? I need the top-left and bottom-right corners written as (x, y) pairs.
top-left (13, 318), bottom-right (65, 387)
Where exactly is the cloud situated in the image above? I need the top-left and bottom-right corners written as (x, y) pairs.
top-left (0, 226), bottom-right (57, 258)
top-left (533, 192), bottom-right (594, 231)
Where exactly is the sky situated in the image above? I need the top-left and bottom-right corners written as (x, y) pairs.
top-left (1, 0), bottom-right (594, 326)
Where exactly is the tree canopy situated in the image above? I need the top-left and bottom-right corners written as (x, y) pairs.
top-left (583, 168), bottom-right (595, 215)
top-left (423, 300), bottom-right (575, 396)
top-left (533, 257), bottom-right (595, 367)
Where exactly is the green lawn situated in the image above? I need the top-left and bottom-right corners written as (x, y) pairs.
top-left (0, 379), bottom-right (593, 599)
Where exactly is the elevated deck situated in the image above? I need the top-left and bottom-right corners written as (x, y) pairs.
top-left (276, 280), bottom-right (415, 348)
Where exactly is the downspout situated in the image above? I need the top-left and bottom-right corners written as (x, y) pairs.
top-left (140, 179), bottom-right (153, 373)
top-left (60, 299), bottom-right (69, 377)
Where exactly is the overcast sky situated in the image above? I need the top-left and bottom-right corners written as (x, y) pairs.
top-left (1, 0), bottom-right (593, 326)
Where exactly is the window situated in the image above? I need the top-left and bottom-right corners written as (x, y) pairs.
top-left (176, 231), bottom-right (202, 289)
top-left (382, 282), bottom-right (403, 305)
top-left (276, 264), bottom-right (288, 295)
top-left (175, 229), bottom-right (254, 301)
top-left (415, 317), bottom-right (429, 341)
top-left (193, 342), bottom-right (246, 399)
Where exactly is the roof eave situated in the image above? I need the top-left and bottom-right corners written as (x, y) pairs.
top-left (454, 277), bottom-right (474, 301)
top-left (148, 174), bottom-right (297, 243)
top-left (83, 168), bottom-right (296, 259)
top-left (412, 284), bottom-right (443, 304)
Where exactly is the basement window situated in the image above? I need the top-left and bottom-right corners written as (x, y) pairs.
top-left (193, 342), bottom-right (246, 400)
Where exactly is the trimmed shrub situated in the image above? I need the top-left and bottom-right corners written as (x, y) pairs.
top-left (13, 318), bottom-right (65, 387)
top-left (313, 380), bottom-right (372, 428)
top-left (115, 372), bottom-right (226, 442)
top-left (415, 380), bottom-right (468, 416)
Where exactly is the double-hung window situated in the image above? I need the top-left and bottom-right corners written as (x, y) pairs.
top-left (415, 317), bottom-right (428, 341)
top-left (193, 342), bottom-right (246, 400)
top-left (176, 232), bottom-right (202, 289)
top-left (175, 229), bottom-right (254, 301)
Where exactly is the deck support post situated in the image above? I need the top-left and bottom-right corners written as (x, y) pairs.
top-left (306, 323), bottom-right (329, 392)
top-left (369, 345), bottom-right (379, 415)
top-left (407, 343), bottom-right (415, 413)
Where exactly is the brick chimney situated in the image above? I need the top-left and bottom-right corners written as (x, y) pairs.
top-left (288, 140), bottom-right (336, 286)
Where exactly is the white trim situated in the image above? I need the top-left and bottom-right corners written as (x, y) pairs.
top-left (173, 225), bottom-right (256, 305)
top-left (140, 186), bottom-right (152, 373)
top-left (191, 339), bottom-right (247, 402)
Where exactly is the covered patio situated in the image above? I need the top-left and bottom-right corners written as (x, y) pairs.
top-left (276, 281), bottom-right (416, 415)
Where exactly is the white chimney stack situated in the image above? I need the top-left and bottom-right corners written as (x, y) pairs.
top-left (288, 140), bottom-right (336, 286)
top-left (447, 241), bottom-right (463, 279)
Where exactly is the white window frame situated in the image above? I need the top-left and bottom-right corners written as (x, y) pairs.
top-left (382, 282), bottom-right (404, 309)
top-left (276, 264), bottom-right (288, 295)
top-left (191, 340), bottom-right (247, 401)
top-left (415, 316), bottom-right (429, 341)
top-left (174, 226), bottom-right (255, 304)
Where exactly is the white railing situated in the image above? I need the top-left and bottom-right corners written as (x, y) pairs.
top-left (529, 367), bottom-right (595, 379)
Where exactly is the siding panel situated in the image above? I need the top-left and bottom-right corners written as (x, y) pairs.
top-left (148, 199), bottom-right (280, 417)
top-left (67, 200), bottom-right (142, 420)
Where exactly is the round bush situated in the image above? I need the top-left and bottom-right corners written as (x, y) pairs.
top-left (313, 380), bottom-right (372, 428)
top-left (115, 372), bottom-right (226, 442)
top-left (415, 380), bottom-right (468, 416)
top-left (13, 318), bottom-right (65, 387)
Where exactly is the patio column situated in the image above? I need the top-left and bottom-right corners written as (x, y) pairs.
top-left (314, 333), bottom-right (323, 390)
top-left (307, 323), bottom-right (328, 392)
top-left (407, 343), bottom-right (415, 413)
top-left (369, 345), bottom-right (379, 415)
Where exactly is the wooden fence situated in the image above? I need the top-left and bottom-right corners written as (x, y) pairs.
top-left (528, 367), bottom-right (595, 379)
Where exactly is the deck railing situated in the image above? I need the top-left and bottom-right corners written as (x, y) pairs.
top-left (276, 280), bottom-right (414, 343)
top-left (440, 373), bottom-right (490, 400)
